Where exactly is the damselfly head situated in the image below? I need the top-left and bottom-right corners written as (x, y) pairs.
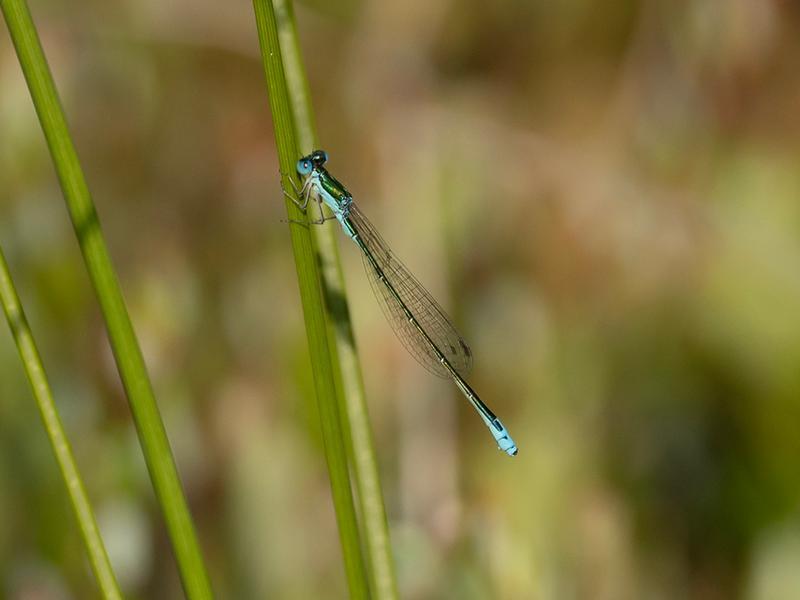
top-left (297, 150), bottom-right (328, 177)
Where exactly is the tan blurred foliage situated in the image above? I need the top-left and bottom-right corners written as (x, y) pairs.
top-left (2, 0), bottom-right (800, 598)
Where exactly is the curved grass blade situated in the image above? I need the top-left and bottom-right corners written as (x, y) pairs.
top-left (1, 1), bottom-right (214, 596)
top-left (0, 245), bottom-right (123, 600)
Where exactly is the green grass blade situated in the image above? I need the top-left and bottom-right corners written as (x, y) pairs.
top-left (0, 1), bottom-right (214, 597)
top-left (0, 246), bottom-right (123, 599)
top-left (251, 1), bottom-right (369, 597)
top-left (273, 1), bottom-right (399, 597)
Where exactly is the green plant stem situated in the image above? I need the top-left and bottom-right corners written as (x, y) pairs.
top-left (251, 1), bottom-right (369, 597)
top-left (0, 1), bottom-right (213, 597)
top-left (273, 1), bottom-right (398, 598)
top-left (0, 247), bottom-right (123, 599)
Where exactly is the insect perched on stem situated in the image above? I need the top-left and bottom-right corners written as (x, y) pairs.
top-left (286, 150), bottom-right (517, 456)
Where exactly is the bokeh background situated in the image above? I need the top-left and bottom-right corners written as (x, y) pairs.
top-left (2, 0), bottom-right (800, 598)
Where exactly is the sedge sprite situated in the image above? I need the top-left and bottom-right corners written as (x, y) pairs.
top-left (287, 150), bottom-right (517, 457)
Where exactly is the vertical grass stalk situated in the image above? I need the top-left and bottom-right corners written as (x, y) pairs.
top-left (251, 1), bottom-right (369, 597)
top-left (0, 246), bottom-right (123, 599)
top-left (273, 1), bottom-right (399, 597)
top-left (0, 1), bottom-right (213, 597)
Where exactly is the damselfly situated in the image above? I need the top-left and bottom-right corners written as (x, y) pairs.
top-left (287, 150), bottom-right (517, 456)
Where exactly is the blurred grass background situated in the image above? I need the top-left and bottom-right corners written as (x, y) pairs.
top-left (2, 0), bottom-right (800, 598)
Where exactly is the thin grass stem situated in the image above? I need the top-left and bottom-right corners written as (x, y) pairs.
top-left (0, 1), bottom-right (213, 597)
top-left (252, 1), bottom-right (369, 597)
top-left (273, 1), bottom-right (399, 597)
top-left (0, 246), bottom-right (123, 599)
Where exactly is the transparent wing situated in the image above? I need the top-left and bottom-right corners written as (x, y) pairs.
top-left (347, 203), bottom-right (473, 378)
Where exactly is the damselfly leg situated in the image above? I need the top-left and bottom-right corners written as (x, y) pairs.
top-left (281, 177), bottom-right (337, 226)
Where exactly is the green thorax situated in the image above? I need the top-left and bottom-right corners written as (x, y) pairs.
top-left (317, 167), bottom-right (352, 205)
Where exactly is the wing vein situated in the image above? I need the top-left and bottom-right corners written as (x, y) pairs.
top-left (347, 203), bottom-right (473, 378)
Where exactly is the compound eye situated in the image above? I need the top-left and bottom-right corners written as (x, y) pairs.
top-left (297, 159), bottom-right (313, 175)
top-left (312, 150), bottom-right (328, 165)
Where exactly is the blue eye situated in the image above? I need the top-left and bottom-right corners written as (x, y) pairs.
top-left (297, 159), bottom-right (313, 176)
